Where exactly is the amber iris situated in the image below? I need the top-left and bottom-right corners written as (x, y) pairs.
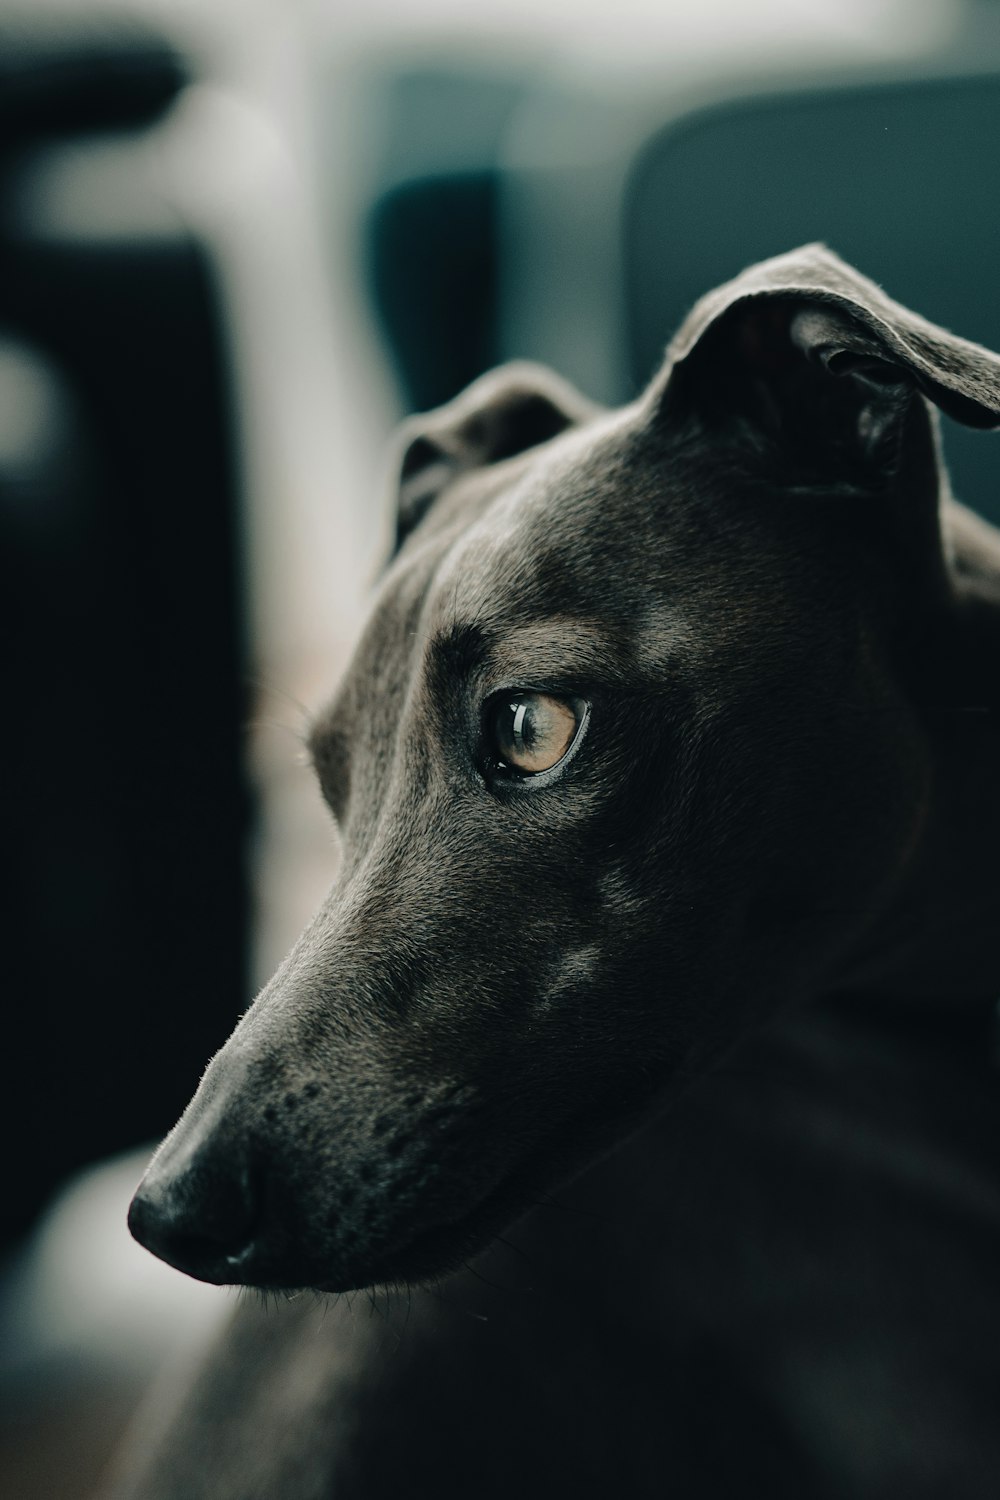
top-left (488, 692), bottom-right (580, 775)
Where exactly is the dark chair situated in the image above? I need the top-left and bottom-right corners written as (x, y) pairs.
top-left (0, 17), bottom-right (251, 1253)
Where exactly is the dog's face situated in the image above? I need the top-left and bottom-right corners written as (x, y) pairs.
top-left (129, 246), bottom-right (1000, 1291)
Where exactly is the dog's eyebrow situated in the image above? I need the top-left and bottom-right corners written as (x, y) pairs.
top-left (431, 620), bottom-right (490, 677)
top-left (431, 617), bottom-right (631, 685)
top-left (486, 619), bottom-right (631, 683)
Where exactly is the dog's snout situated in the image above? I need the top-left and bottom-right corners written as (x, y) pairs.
top-left (129, 1143), bottom-right (258, 1285)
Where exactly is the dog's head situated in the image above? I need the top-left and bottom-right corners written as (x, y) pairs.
top-left (130, 246), bottom-right (1000, 1290)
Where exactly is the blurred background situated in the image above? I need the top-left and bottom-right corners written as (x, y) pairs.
top-left (1, 0), bottom-right (1000, 1493)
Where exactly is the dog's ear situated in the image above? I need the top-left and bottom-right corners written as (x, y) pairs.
top-left (393, 362), bottom-right (597, 550)
top-left (660, 244), bottom-right (1000, 482)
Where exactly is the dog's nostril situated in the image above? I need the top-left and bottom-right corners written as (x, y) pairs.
top-left (168, 1228), bottom-right (259, 1275)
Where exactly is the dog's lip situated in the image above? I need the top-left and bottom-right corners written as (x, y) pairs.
top-left (214, 1180), bottom-right (521, 1297)
top-left (371, 1167), bottom-right (532, 1285)
top-left (317, 1075), bottom-right (662, 1294)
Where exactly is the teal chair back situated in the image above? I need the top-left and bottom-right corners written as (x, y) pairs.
top-left (625, 73), bottom-right (1000, 523)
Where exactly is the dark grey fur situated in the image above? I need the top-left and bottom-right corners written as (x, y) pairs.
top-left (112, 247), bottom-right (1000, 1498)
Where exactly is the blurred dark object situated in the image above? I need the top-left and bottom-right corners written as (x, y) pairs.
top-left (370, 170), bottom-right (500, 415)
top-left (0, 11), bottom-right (186, 137)
top-left (365, 66), bottom-right (525, 412)
top-left (0, 17), bottom-right (250, 1254)
top-left (623, 71), bottom-right (1000, 528)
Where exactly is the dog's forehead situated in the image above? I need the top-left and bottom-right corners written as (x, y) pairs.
top-left (417, 405), bottom-right (808, 666)
top-left (427, 407), bottom-right (670, 622)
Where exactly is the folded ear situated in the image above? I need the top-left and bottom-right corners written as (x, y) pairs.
top-left (660, 244), bottom-right (1000, 481)
top-left (393, 363), bottom-right (597, 550)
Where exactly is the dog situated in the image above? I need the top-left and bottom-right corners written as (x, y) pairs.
top-left (113, 246), bottom-right (1000, 1498)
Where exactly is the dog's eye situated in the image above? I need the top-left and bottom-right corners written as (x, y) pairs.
top-left (485, 691), bottom-right (584, 776)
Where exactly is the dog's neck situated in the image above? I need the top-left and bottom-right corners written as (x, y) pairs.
top-left (836, 499), bottom-right (1000, 1006)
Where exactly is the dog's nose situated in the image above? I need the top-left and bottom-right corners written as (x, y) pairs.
top-left (128, 1147), bottom-right (257, 1284)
